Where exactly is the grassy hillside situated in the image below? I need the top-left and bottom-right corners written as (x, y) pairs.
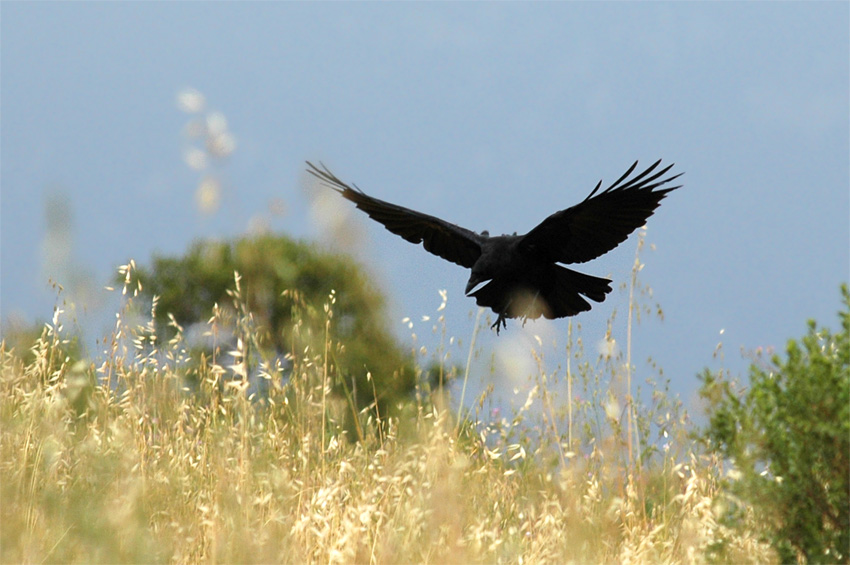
top-left (1, 263), bottom-right (776, 563)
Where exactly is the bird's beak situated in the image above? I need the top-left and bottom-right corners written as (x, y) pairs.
top-left (465, 274), bottom-right (489, 296)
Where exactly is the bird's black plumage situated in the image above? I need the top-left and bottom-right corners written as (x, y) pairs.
top-left (306, 160), bottom-right (682, 333)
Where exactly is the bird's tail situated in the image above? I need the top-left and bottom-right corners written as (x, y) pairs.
top-left (538, 266), bottom-right (612, 318)
top-left (472, 266), bottom-right (613, 323)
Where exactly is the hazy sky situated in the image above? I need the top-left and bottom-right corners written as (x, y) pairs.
top-left (2, 2), bottom-right (848, 413)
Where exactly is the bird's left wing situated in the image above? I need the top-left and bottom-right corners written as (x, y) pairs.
top-left (519, 160), bottom-right (683, 264)
top-left (307, 162), bottom-right (484, 269)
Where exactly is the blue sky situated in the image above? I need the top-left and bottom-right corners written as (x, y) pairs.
top-left (2, 3), bottom-right (848, 413)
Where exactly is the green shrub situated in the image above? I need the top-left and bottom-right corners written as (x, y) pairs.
top-left (129, 235), bottom-right (417, 422)
top-left (700, 284), bottom-right (850, 563)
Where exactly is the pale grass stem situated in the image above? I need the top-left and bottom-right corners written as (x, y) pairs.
top-left (456, 306), bottom-right (484, 431)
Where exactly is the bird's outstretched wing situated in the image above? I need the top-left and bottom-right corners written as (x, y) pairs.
top-left (519, 160), bottom-right (683, 264)
top-left (307, 162), bottom-right (484, 269)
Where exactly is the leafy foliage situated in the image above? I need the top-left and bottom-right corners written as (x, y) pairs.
top-left (131, 235), bottom-right (416, 417)
top-left (700, 284), bottom-right (850, 563)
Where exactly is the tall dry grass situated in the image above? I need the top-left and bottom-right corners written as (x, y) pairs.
top-left (1, 252), bottom-right (774, 563)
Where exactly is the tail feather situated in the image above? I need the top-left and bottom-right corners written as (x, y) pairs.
top-left (471, 266), bottom-right (612, 322)
top-left (541, 266), bottom-right (612, 318)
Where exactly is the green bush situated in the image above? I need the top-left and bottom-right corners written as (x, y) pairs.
top-left (700, 284), bottom-right (850, 563)
top-left (130, 234), bottom-right (417, 423)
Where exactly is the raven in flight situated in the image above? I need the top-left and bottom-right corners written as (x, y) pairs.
top-left (307, 160), bottom-right (682, 333)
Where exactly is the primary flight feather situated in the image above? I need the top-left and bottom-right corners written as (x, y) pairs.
top-left (307, 160), bottom-right (682, 333)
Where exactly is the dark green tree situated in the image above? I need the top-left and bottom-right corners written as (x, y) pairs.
top-left (132, 234), bottom-right (417, 420)
top-left (700, 285), bottom-right (850, 563)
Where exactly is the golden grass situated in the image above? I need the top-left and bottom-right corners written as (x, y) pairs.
top-left (0, 263), bottom-right (775, 564)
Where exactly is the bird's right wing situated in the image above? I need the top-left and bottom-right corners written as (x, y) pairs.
top-left (307, 162), bottom-right (484, 269)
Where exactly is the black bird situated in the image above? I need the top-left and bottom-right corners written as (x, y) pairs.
top-left (307, 160), bottom-right (682, 333)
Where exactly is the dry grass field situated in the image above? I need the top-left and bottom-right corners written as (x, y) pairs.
top-left (1, 259), bottom-right (776, 563)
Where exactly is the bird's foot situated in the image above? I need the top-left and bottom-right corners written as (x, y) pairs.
top-left (490, 313), bottom-right (507, 335)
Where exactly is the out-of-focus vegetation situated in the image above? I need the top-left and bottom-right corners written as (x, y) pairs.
top-left (700, 284), bottom-right (849, 563)
top-left (6, 248), bottom-right (822, 563)
top-left (126, 235), bottom-right (419, 428)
